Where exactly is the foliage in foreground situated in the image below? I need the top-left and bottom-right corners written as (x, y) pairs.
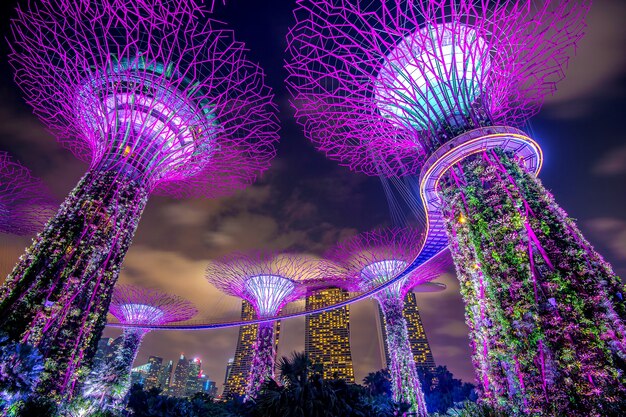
top-left (418, 366), bottom-right (476, 414)
top-left (248, 352), bottom-right (409, 417)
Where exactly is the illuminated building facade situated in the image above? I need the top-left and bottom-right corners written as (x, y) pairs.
top-left (305, 288), bottom-right (354, 382)
top-left (144, 356), bottom-right (164, 390)
top-left (378, 292), bottom-right (435, 373)
top-left (222, 301), bottom-right (281, 398)
top-left (171, 354), bottom-right (191, 397)
top-left (161, 360), bottom-right (174, 393)
top-left (185, 358), bottom-right (202, 396)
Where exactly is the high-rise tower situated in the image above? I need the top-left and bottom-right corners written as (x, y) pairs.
top-left (144, 356), bottom-right (164, 391)
top-left (222, 301), bottom-right (280, 398)
top-left (305, 287), bottom-right (354, 383)
top-left (377, 293), bottom-right (435, 373)
top-left (185, 358), bottom-right (202, 396)
top-left (170, 355), bottom-right (190, 397)
top-left (160, 360), bottom-right (174, 393)
top-left (207, 252), bottom-right (323, 399)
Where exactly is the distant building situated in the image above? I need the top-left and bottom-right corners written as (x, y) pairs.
top-left (185, 358), bottom-right (202, 396)
top-left (222, 301), bottom-right (280, 398)
top-left (377, 292), bottom-right (436, 373)
top-left (130, 362), bottom-right (151, 387)
top-left (200, 374), bottom-right (218, 397)
top-left (170, 354), bottom-right (190, 397)
top-left (160, 360), bottom-right (174, 393)
top-left (93, 337), bottom-right (115, 366)
top-left (224, 358), bottom-right (234, 387)
top-left (144, 356), bottom-right (163, 390)
top-left (305, 287), bottom-right (354, 382)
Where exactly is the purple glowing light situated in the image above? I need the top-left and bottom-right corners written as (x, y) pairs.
top-left (0, 152), bottom-right (55, 235)
top-left (108, 285), bottom-right (197, 326)
top-left (245, 275), bottom-right (297, 317)
top-left (206, 252), bottom-right (325, 318)
top-left (328, 228), bottom-right (449, 297)
top-left (11, 0), bottom-right (279, 197)
top-left (206, 252), bottom-right (326, 400)
top-left (1, 0), bottom-right (277, 399)
top-left (286, 0), bottom-right (589, 176)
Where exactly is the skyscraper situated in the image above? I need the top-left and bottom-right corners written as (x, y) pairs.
top-left (185, 358), bottom-right (202, 396)
top-left (144, 356), bottom-right (164, 390)
top-left (224, 358), bottom-right (234, 387)
top-left (130, 362), bottom-right (151, 387)
top-left (200, 374), bottom-right (218, 397)
top-left (377, 293), bottom-right (435, 373)
top-left (305, 288), bottom-right (354, 382)
top-left (160, 360), bottom-right (174, 393)
top-left (170, 354), bottom-right (190, 397)
top-left (222, 301), bottom-right (280, 398)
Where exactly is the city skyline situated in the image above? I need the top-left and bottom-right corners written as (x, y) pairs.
top-left (0, 0), bottom-right (624, 402)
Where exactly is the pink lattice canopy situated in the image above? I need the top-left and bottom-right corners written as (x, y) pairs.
top-left (206, 252), bottom-right (326, 318)
top-left (108, 285), bottom-right (197, 326)
top-left (286, 0), bottom-right (589, 176)
top-left (328, 228), bottom-right (450, 297)
top-left (10, 0), bottom-right (279, 197)
top-left (0, 152), bottom-right (55, 235)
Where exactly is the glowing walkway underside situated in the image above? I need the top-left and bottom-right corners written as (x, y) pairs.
top-left (109, 126), bottom-right (542, 331)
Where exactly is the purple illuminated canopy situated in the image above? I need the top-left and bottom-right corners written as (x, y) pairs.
top-left (328, 228), bottom-right (450, 297)
top-left (11, 0), bottom-right (279, 197)
top-left (286, 0), bottom-right (589, 176)
top-left (206, 252), bottom-right (326, 318)
top-left (0, 151), bottom-right (55, 235)
top-left (108, 285), bottom-right (197, 326)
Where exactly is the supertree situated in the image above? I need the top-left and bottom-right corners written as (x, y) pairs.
top-left (82, 285), bottom-right (197, 409)
top-left (206, 252), bottom-right (325, 400)
top-left (1, 0), bottom-right (278, 401)
top-left (286, 1), bottom-right (626, 415)
top-left (327, 228), bottom-right (449, 415)
top-left (0, 151), bottom-right (55, 236)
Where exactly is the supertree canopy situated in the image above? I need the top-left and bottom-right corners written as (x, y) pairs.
top-left (0, 0), bottom-right (278, 401)
top-left (328, 228), bottom-right (449, 415)
top-left (206, 252), bottom-right (325, 399)
top-left (287, 1), bottom-right (626, 415)
top-left (0, 152), bottom-right (55, 236)
top-left (83, 285), bottom-right (196, 409)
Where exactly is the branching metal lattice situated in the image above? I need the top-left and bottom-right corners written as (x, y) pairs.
top-left (327, 228), bottom-right (449, 415)
top-left (328, 228), bottom-right (449, 297)
top-left (108, 285), bottom-right (198, 326)
top-left (206, 252), bottom-right (326, 400)
top-left (83, 285), bottom-right (196, 409)
top-left (0, 0), bottom-right (278, 401)
top-left (0, 152), bottom-right (55, 236)
top-left (286, 0), bottom-right (589, 176)
top-left (206, 252), bottom-right (325, 318)
top-left (11, 0), bottom-right (279, 197)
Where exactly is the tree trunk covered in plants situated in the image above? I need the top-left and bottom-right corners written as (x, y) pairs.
top-left (378, 294), bottom-right (428, 416)
top-left (440, 149), bottom-right (626, 416)
top-left (245, 321), bottom-right (276, 401)
top-left (0, 168), bottom-right (148, 401)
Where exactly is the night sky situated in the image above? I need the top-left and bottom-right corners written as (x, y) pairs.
top-left (0, 0), bottom-right (625, 393)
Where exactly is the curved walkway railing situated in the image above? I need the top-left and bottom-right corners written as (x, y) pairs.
top-left (108, 126), bottom-right (542, 330)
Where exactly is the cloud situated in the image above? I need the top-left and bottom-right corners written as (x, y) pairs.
top-left (585, 218), bottom-right (626, 261)
top-left (434, 321), bottom-right (471, 338)
top-left (592, 145), bottom-right (626, 176)
top-left (543, 0), bottom-right (626, 118)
